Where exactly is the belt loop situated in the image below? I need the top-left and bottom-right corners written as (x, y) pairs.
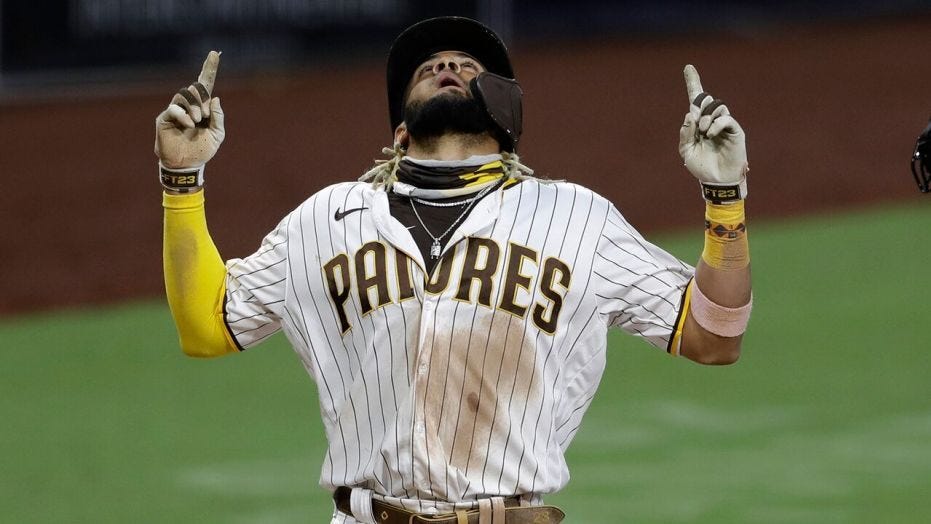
top-left (489, 497), bottom-right (506, 523)
top-left (478, 498), bottom-right (506, 524)
top-left (478, 499), bottom-right (491, 523)
top-left (456, 510), bottom-right (469, 524)
top-left (350, 487), bottom-right (377, 524)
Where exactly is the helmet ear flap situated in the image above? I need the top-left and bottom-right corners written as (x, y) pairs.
top-left (912, 120), bottom-right (931, 193)
top-left (470, 72), bottom-right (523, 152)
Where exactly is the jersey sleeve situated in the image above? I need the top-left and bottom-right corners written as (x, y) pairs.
top-left (223, 213), bottom-right (292, 350)
top-left (594, 204), bottom-right (694, 352)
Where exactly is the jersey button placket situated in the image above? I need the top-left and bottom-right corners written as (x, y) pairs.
top-left (411, 293), bottom-right (437, 485)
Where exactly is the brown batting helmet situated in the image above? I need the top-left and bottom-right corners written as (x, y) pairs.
top-left (386, 16), bottom-right (515, 135)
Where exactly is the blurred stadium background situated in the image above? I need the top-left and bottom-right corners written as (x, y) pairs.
top-left (1, 1), bottom-right (930, 522)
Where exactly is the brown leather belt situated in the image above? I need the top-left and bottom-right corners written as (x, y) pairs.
top-left (333, 487), bottom-right (565, 523)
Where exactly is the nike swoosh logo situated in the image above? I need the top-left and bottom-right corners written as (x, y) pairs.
top-left (334, 206), bottom-right (368, 221)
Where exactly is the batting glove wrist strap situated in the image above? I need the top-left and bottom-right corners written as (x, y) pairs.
top-left (700, 177), bottom-right (747, 204)
top-left (159, 162), bottom-right (205, 193)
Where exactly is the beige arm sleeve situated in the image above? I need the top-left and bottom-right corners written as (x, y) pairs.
top-left (163, 191), bottom-right (238, 357)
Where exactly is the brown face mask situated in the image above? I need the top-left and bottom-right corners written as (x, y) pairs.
top-left (470, 72), bottom-right (523, 152)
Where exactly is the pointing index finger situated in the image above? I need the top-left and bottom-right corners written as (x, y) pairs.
top-left (683, 64), bottom-right (704, 105)
top-left (197, 50), bottom-right (221, 95)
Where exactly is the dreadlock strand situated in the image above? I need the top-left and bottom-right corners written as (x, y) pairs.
top-left (360, 144), bottom-right (406, 189)
top-left (502, 151), bottom-right (559, 183)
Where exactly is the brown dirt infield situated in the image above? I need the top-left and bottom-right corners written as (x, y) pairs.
top-left (1, 16), bottom-right (929, 315)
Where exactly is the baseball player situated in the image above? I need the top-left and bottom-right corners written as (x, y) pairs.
top-left (157, 16), bottom-right (752, 523)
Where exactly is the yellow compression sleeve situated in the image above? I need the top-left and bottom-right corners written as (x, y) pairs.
top-left (163, 191), bottom-right (238, 357)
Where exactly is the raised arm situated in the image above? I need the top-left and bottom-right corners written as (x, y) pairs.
top-left (677, 65), bottom-right (752, 365)
top-left (156, 51), bottom-right (237, 357)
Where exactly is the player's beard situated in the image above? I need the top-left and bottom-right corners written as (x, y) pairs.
top-left (404, 92), bottom-right (494, 142)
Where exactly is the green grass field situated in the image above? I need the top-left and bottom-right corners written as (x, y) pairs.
top-left (3, 203), bottom-right (930, 523)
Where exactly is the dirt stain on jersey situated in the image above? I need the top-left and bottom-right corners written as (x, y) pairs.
top-left (466, 391), bottom-right (480, 413)
top-left (417, 311), bottom-right (545, 498)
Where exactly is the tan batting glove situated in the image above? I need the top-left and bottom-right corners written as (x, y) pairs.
top-left (155, 51), bottom-right (225, 175)
top-left (678, 64), bottom-right (749, 203)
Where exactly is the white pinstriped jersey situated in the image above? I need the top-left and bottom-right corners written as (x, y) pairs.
top-left (223, 178), bottom-right (693, 519)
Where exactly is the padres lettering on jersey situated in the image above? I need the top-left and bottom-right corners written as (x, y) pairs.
top-left (322, 239), bottom-right (571, 336)
top-left (223, 179), bottom-right (692, 518)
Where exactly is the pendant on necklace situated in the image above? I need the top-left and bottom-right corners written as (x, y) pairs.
top-left (430, 240), bottom-right (442, 259)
